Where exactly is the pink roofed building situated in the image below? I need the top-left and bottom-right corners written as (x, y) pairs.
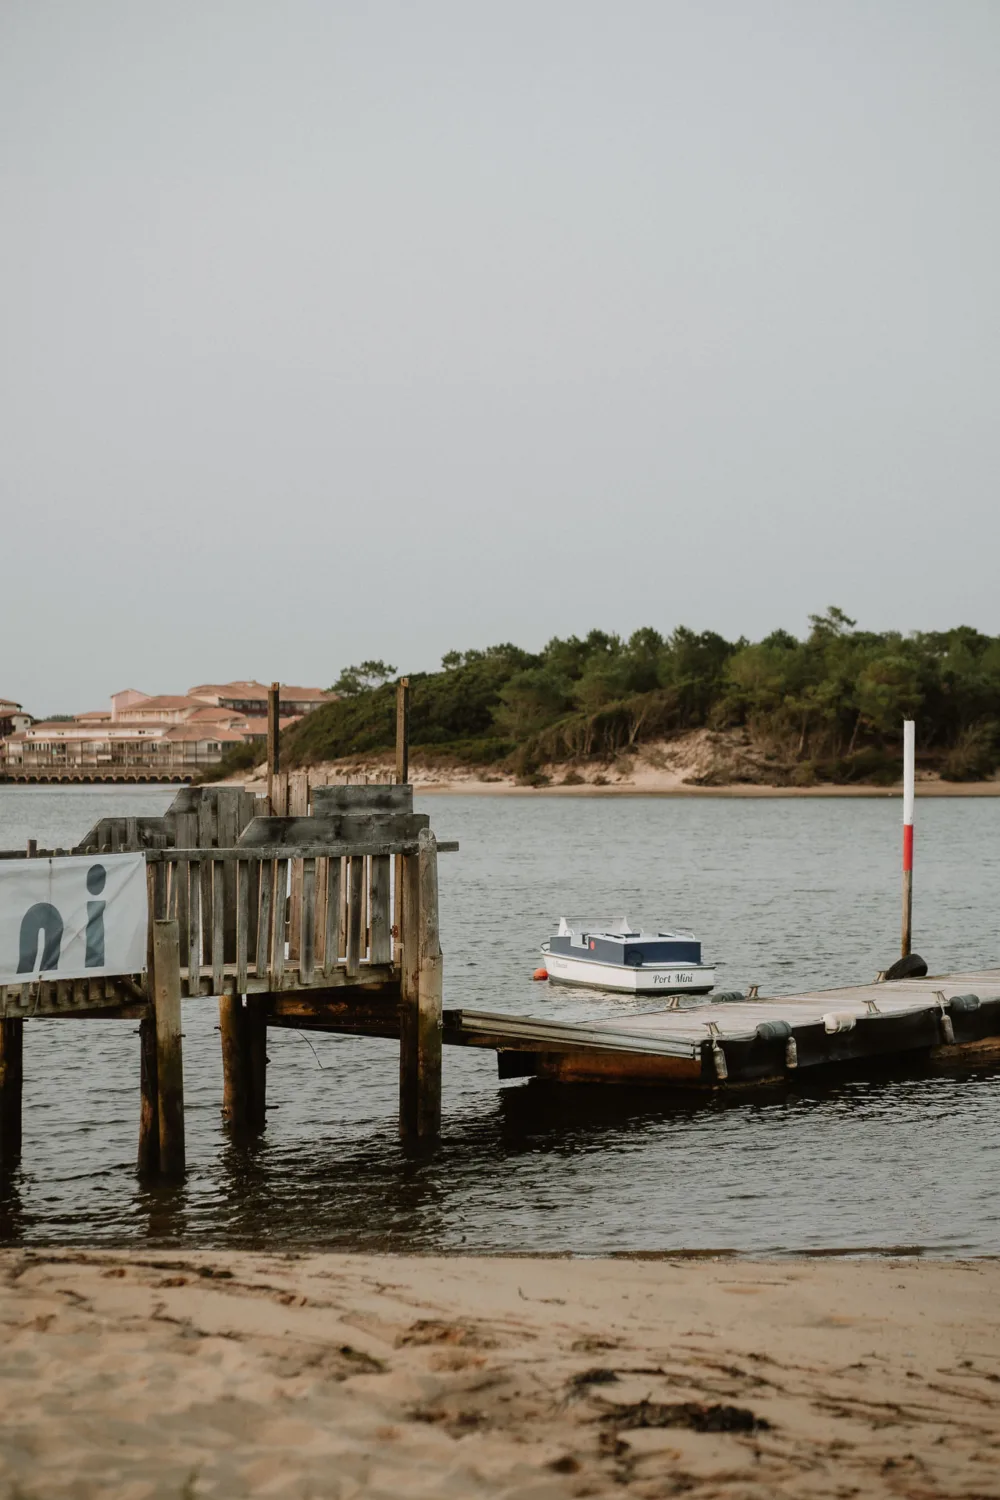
top-left (1, 679), bottom-right (332, 782)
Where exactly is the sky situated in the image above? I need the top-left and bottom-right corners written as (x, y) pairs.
top-left (2, 1), bottom-right (998, 715)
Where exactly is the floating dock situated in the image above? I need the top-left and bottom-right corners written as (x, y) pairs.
top-left (449, 972), bottom-right (1000, 1085)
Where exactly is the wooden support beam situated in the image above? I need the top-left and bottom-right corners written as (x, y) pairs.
top-left (137, 1016), bottom-right (159, 1175)
top-left (152, 920), bottom-right (185, 1178)
top-left (0, 1019), bottom-right (23, 1169)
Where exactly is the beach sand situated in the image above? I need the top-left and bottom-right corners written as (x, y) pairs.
top-left (2, 1250), bottom-right (998, 1498)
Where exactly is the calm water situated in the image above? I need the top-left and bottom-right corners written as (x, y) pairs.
top-left (1, 785), bottom-right (999, 1255)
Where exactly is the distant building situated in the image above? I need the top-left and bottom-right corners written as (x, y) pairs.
top-left (1, 680), bottom-right (332, 781)
top-left (188, 681), bottom-right (331, 716)
top-left (0, 698), bottom-right (32, 739)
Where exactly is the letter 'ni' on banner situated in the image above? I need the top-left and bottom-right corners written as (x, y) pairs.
top-left (0, 853), bottom-right (148, 984)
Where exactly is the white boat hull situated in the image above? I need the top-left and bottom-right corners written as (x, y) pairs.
top-left (542, 949), bottom-right (716, 995)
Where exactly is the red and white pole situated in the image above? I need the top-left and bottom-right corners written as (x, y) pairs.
top-left (901, 719), bottom-right (915, 957)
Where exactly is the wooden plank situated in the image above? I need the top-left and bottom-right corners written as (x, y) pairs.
top-left (323, 857), bottom-right (341, 974)
top-left (345, 857), bottom-right (364, 977)
top-left (236, 790), bottom-right (258, 836)
top-left (145, 840), bottom-right (459, 862)
top-left (152, 920), bottom-right (185, 1178)
top-left (212, 859), bottom-right (225, 995)
top-left (256, 861), bottom-right (274, 977)
top-left (238, 793), bottom-right (261, 963)
top-left (181, 961), bottom-right (397, 999)
top-left (173, 811), bottom-right (198, 961)
top-left (236, 859), bottom-right (249, 994)
top-left (272, 771), bottom-right (289, 817)
top-left (287, 772), bottom-right (309, 961)
top-left (217, 789), bottom-right (241, 964)
top-left (270, 859), bottom-right (288, 987)
top-left (186, 860), bottom-right (202, 987)
top-left (300, 857), bottom-right (317, 983)
top-left (370, 854), bottom-right (391, 965)
top-left (238, 812), bottom-right (428, 847)
top-left (199, 798), bottom-right (215, 972)
top-left (314, 855), bottom-right (328, 969)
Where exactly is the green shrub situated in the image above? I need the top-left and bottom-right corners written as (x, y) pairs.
top-left (941, 723), bottom-right (999, 781)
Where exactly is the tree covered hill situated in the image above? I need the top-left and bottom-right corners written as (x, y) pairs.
top-left (214, 610), bottom-right (1000, 785)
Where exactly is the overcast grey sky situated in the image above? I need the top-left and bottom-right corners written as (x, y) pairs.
top-left (2, 1), bottom-right (998, 714)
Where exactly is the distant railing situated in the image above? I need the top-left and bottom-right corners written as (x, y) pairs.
top-left (1, 745), bottom-right (228, 771)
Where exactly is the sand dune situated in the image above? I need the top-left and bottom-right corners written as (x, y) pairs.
top-left (2, 1250), bottom-right (999, 1498)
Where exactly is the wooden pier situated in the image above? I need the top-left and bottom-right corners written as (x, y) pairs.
top-left (1, 769), bottom-right (999, 1180)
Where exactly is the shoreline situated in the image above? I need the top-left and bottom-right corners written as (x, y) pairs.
top-left (3, 1249), bottom-right (998, 1497)
top-left (405, 778), bottom-right (1000, 797)
top-left (230, 769), bottom-right (1000, 797)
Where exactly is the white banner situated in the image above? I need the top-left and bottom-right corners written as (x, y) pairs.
top-left (0, 853), bottom-right (148, 985)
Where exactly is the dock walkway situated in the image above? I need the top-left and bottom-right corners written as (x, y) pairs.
top-left (449, 969), bottom-right (1000, 1084)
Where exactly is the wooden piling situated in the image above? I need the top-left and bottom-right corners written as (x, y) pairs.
top-left (152, 920), bottom-right (185, 1178)
top-left (267, 681), bottom-right (280, 809)
top-left (137, 1016), bottom-right (159, 1175)
top-left (0, 1019), bottom-right (23, 1169)
top-left (399, 830), bottom-right (442, 1139)
top-left (218, 994), bottom-right (249, 1126)
top-left (395, 677), bottom-right (410, 785)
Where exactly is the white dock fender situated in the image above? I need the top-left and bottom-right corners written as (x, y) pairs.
top-left (823, 1011), bottom-right (857, 1034)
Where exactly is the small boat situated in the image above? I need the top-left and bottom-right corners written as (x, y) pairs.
top-left (540, 917), bottom-right (716, 995)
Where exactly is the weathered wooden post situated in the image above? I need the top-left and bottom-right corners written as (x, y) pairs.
top-left (399, 829), bottom-right (442, 1139)
top-left (902, 719), bottom-right (915, 957)
top-left (396, 677), bottom-right (410, 785)
top-left (267, 681), bottom-right (280, 810)
top-left (219, 994), bottom-right (249, 1126)
top-left (152, 919), bottom-right (185, 1177)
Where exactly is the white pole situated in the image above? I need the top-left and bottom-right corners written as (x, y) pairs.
top-left (902, 720), bottom-right (915, 956)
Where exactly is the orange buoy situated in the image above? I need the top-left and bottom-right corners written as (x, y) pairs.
top-left (533, 967), bottom-right (549, 981)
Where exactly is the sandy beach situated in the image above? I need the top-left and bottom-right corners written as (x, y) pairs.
top-left (2, 1250), bottom-right (998, 1498)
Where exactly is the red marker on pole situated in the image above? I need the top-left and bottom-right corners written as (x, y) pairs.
top-left (901, 719), bottom-right (915, 957)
